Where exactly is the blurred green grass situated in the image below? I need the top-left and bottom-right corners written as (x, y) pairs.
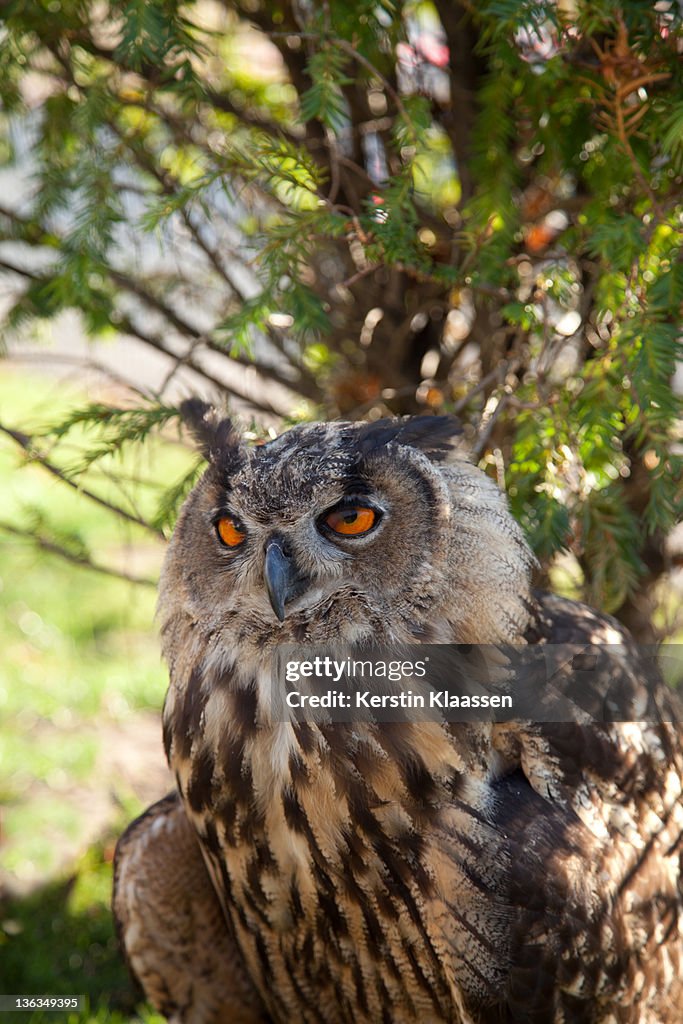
top-left (0, 369), bottom-right (191, 1022)
top-left (1, 844), bottom-right (164, 1024)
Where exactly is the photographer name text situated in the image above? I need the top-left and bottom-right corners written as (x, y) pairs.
top-left (285, 689), bottom-right (512, 709)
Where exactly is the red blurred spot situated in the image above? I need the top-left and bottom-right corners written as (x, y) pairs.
top-left (417, 37), bottom-right (449, 68)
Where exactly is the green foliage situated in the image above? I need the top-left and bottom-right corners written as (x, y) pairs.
top-left (43, 403), bottom-right (182, 471)
top-left (0, 0), bottom-right (681, 635)
top-left (300, 47), bottom-right (354, 133)
top-left (114, 0), bottom-right (204, 70)
top-left (150, 458), bottom-right (205, 532)
top-left (363, 173), bottom-right (435, 274)
top-left (580, 486), bottom-right (644, 612)
top-left (660, 101), bottom-right (683, 173)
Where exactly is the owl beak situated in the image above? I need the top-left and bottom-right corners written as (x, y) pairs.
top-left (264, 539), bottom-right (301, 622)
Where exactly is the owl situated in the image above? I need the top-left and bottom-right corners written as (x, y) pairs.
top-left (113, 403), bottom-right (683, 1024)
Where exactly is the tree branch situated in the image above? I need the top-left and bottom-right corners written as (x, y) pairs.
top-left (0, 422), bottom-right (165, 539)
top-left (0, 519), bottom-right (157, 587)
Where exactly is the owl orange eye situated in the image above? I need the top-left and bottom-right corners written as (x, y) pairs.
top-left (324, 506), bottom-right (377, 537)
top-left (216, 516), bottom-right (246, 547)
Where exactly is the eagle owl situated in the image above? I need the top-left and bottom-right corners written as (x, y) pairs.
top-left (114, 404), bottom-right (683, 1024)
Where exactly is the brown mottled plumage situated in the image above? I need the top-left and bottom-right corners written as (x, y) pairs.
top-left (113, 793), bottom-right (268, 1024)
top-left (113, 406), bottom-right (683, 1023)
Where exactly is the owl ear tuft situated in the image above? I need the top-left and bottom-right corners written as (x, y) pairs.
top-left (355, 415), bottom-right (463, 462)
top-left (179, 399), bottom-right (242, 466)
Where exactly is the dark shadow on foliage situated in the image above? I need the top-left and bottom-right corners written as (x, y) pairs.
top-left (0, 843), bottom-right (144, 1024)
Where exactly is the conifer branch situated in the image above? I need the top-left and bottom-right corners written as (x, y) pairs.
top-left (0, 422), bottom-right (165, 538)
top-left (0, 519), bottom-right (157, 586)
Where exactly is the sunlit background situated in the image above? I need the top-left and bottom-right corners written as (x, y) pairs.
top-left (0, 0), bottom-right (681, 1019)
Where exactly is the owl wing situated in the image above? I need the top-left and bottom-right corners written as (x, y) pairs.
top-left (493, 591), bottom-right (682, 816)
top-left (113, 791), bottom-right (269, 1024)
top-left (440, 594), bottom-right (683, 1022)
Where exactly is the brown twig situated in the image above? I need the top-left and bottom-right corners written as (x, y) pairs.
top-left (471, 393), bottom-right (508, 459)
top-left (452, 363), bottom-right (509, 416)
top-left (614, 95), bottom-right (664, 219)
top-left (0, 520), bottom-right (157, 587)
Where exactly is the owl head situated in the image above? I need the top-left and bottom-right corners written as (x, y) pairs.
top-left (158, 402), bottom-right (536, 674)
